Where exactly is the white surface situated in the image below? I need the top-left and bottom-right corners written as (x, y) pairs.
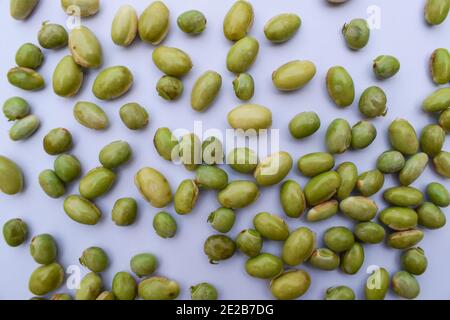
top-left (0, 0), bottom-right (449, 300)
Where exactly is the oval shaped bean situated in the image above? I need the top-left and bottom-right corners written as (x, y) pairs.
top-left (228, 104), bottom-right (272, 131)
top-left (191, 71), bottom-right (222, 112)
top-left (226, 36), bottom-right (259, 73)
top-left (253, 212), bottom-right (289, 241)
top-left (282, 227), bottom-right (316, 266)
top-left (73, 101), bottom-right (109, 130)
top-left (264, 13), bottom-right (301, 43)
top-left (138, 1), bottom-right (170, 45)
top-left (272, 60), bottom-right (316, 91)
top-left (254, 152), bottom-right (293, 186)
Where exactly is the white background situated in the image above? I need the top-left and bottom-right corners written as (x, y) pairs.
top-left (0, 0), bottom-right (449, 300)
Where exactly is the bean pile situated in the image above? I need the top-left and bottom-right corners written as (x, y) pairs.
top-left (1, 0), bottom-right (450, 300)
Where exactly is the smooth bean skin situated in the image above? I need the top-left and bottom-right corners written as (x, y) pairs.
top-left (425, 0), bottom-right (450, 25)
top-left (323, 226), bottom-right (355, 253)
top-left (63, 195), bottom-right (102, 225)
top-left (282, 227), bottom-right (316, 266)
top-left (226, 36), bottom-right (259, 73)
top-left (426, 182), bottom-right (450, 207)
top-left (191, 71), bottom-right (222, 112)
top-left (420, 124), bottom-right (445, 157)
top-left (52, 55), bottom-right (83, 97)
top-left (228, 104), bottom-right (272, 131)
top-left (379, 207), bottom-right (418, 231)
top-left (152, 46), bottom-right (193, 77)
top-left (120, 103), bottom-right (149, 130)
top-left (130, 253), bottom-right (158, 278)
top-left (99, 141), bottom-right (132, 169)
top-left (0, 155), bottom-right (24, 195)
top-left (112, 272), bottom-right (137, 301)
top-left (402, 248), bottom-right (428, 275)
top-left (10, 0), bottom-right (39, 20)
top-left (7, 67), bottom-right (45, 91)
top-left (289, 112), bottom-right (321, 139)
top-left (111, 5), bottom-right (138, 47)
top-left (351, 121), bottom-right (377, 149)
top-left (112, 198), bottom-right (138, 226)
top-left (339, 196), bottom-right (378, 222)
top-left (69, 26), bottom-right (102, 69)
top-left (399, 153), bottom-right (429, 186)
top-left (223, 0), bottom-right (254, 41)
top-left (376, 151), bottom-right (405, 174)
top-left (138, 1), bottom-right (170, 45)
top-left (392, 271), bottom-right (420, 300)
top-left (388, 119), bottom-right (419, 156)
top-left (39, 170), bottom-right (65, 199)
top-left (430, 48), bottom-right (450, 84)
top-left (138, 277), bottom-right (180, 300)
top-left (325, 119), bottom-right (352, 154)
top-left (433, 151), bottom-right (450, 178)
top-left (54, 154), bottom-right (81, 183)
top-left (417, 202), bottom-right (446, 229)
top-left (28, 263), bottom-right (64, 296)
top-left (439, 109), bottom-right (450, 132)
top-left (270, 270), bottom-right (311, 300)
top-left (354, 222), bottom-right (386, 244)
top-left (76, 272), bottom-right (103, 300)
top-left (79, 167), bottom-right (116, 200)
top-left (304, 171), bottom-right (341, 206)
top-left (356, 169), bottom-right (384, 196)
top-left (3, 96), bottom-right (30, 121)
top-left (135, 168), bottom-right (172, 208)
top-left (245, 253), bottom-right (283, 279)
top-left (280, 180), bottom-right (306, 218)
top-left (9, 115), bottom-right (40, 141)
top-left (73, 101), bottom-right (109, 130)
top-left (326, 66), bottom-right (355, 108)
top-left (341, 243), bottom-right (364, 275)
top-left (153, 211), bottom-right (177, 238)
top-left (272, 60), bottom-right (316, 91)
top-left (217, 180), bottom-right (259, 209)
top-left (336, 162), bottom-right (358, 200)
top-left (253, 212), bottom-right (289, 241)
top-left (297, 152), bottom-right (335, 177)
top-left (92, 66), bottom-right (133, 100)
top-left (384, 186), bottom-right (424, 207)
top-left (264, 13), bottom-right (301, 43)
